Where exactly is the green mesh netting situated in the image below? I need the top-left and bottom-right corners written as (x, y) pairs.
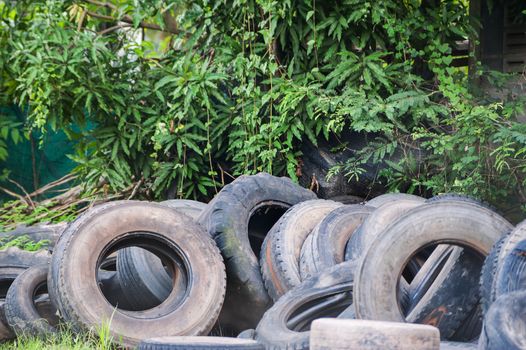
top-left (0, 106), bottom-right (75, 202)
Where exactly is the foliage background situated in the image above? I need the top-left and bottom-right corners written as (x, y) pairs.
top-left (0, 0), bottom-right (525, 221)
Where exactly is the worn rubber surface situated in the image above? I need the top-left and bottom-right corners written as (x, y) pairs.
top-left (478, 290), bottom-right (526, 350)
top-left (138, 336), bottom-right (264, 350)
top-left (48, 201), bottom-right (226, 348)
top-left (344, 198), bottom-right (424, 263)
top-left (299, 204), bottom-right (374, 280)
top-left (117, 199), bottom-right (206, 310)
top-left (365, 193), bottom-right (425, 208)
top-left (353, 202), bottom-right (512, 339)
top-left (440, 341), bottom-right (477, 349)
top-left (5, 264), bottom-right (57, 337)
top-left (0, 247), bottom-right (50, 341)
top-left (310, 318), bottom-right (440, 350)
top-left (479, 219), bottom-right (526, 313)
top-left (198, 173), bottom-right (316, 330)
top-left (237, 329), bottom-right (256, 340)
top-left (479, 232), bottom-right (509, 315)
top-left (256, 261), bottom-right (356, 350)
top-left (260, 199), bottom-right (342, 301)
top-left (493, 221), bottom-right (526, 301)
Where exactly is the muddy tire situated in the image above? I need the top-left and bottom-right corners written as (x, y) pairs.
top-left (138, 336), bottom-right (265, 350)
top-left (5, 264), bottom-right (57, 337)
top-left (260, 199), bottom-right (342, 301)
top-left (256, 261), bottom-right (356, 350)
top-left (478, 290), bottom-right (526, 350)
top-left (353, 202), bottom-right (512, 338)
top-left (198, 173), bottom-right (316, 330)
top-left (309, 319), bottom-right (440, 350)
top-left (48, 201), bottom-right (226, 348)
top-left (117, 200), bottom-right (206, 310)
top-left (299, 205), bottom-right (374, 280)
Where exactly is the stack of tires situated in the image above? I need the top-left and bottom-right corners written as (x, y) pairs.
top-left (0, 173), bottom-right (524, 350)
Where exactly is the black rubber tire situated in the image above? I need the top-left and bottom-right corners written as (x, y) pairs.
top-left (493, 221), bottom-right (526, 300)
top-left (260, 199), bottom-right (342, 301)
top-left (479, 220), bottom-right (526, 314)
top-left (353, 202), bottom-right (512, 338)
top-left (299, 204), bottom-right (374, 280)
top-left (48, 201), bottom-right (226, 348)
top-left (255, 261), bottom-right (356, 350)
top-left (1, 223), bottom-right (66, 249)
top-left (5, 264), bottom-right (57, 337)
top-left (478, 290), bottom-right (526, 350)
top-left (138, 336), bottom-right (264, 350)
top-left (198, 173), bottom-right (316, 330)
top-left (117, 200), bottom-right (206, 310)
top-left (365, 193), bottom-right (425, 208)
top-left (0, 247), bottom-right (50, 341)
top-left (479, 232), bottom-right (510, 315)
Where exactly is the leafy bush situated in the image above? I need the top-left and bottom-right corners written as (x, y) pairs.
top-left (0, 0), bottom-right (524, 215)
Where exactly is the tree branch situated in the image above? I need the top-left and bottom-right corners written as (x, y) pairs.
top-left (98, 23), bottom-right (132, 35)
top-left (83, 2), bottom-right (183, 35)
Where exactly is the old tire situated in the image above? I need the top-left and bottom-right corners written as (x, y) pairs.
top-left (0, 247), bottom-right (50, 341)
top-left (260, 199), bottom-right (342, 301)
top-left (48, 201), bottom-right (226, 348)
top-left (299, 204), bottom-right (374, 280)
top-left (138, 337), bottom-right (265, 350)
top-left (493, 221), bottom-right (526, 300)
top-left (5, 264), bottom-right (57, 337)
top-left (117, 199), bottom-right (206, 310)
top-left (198, 173), bottom-right (316, 330)
top-left (256, 261), bottom-right (356, 350)
top-left (344, 198), bottom-right (424, 263)
top-left (309, 318), bottom-right (440, 350)
top-left (478, 290), bottom-right (526, 350)
top-left (353, 202), bottom-right (512, 338)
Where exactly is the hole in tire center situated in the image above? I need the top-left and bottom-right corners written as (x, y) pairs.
top-left (398, 243), bottom-right (485, 320)
top-left (32, 282), bottom-right (60, 327)
top-left (248, 204), bottom-right (289, 259)
top-left (96, 234), bottom-right (188, 313)
top-left (0, 277), bottom-right (16, 300)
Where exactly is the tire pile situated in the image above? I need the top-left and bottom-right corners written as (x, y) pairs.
top-left (0, 173), bottom-right (524, 349)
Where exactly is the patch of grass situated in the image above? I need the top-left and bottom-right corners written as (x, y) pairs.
top-left (0, 235), bottom-right (50, 251)
top-left (0, 322), bottom-right (120, 350)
